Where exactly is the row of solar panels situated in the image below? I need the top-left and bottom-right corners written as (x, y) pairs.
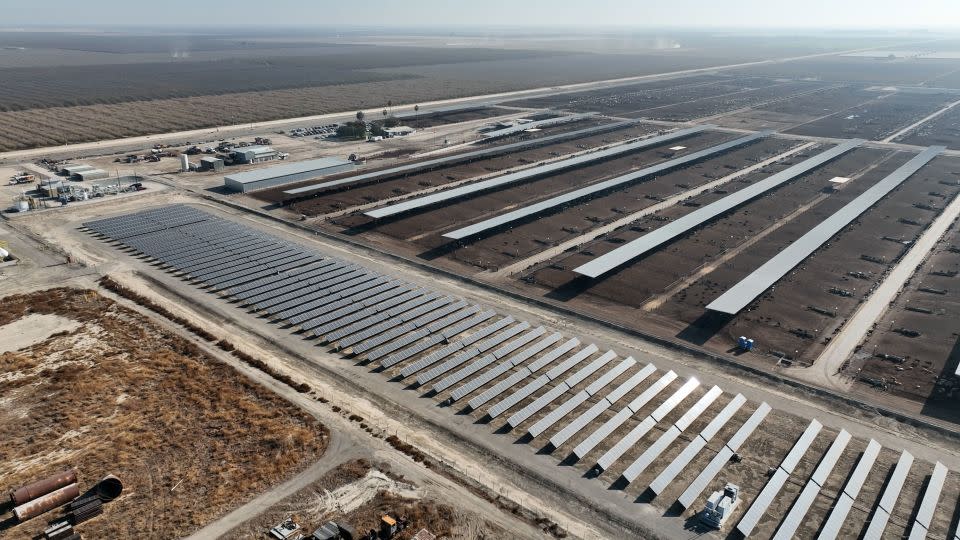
top-left (84, 206), bottom-right (955, 539)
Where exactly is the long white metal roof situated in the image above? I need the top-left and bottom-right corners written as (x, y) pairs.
top-left (445, 130), bottom-right (769, 240)
top-left (283, 120), bottom-right (637, 196)
top-left (225, 157), bottom-right (353, 185)
top-left (574, 138), bottom-right (864, 278)
top-left (365, 126), bottom-right (708, 219)
top-left (480, 113), bottom-right (595, 139)
top-left (707, 145), bottom-right (944, 314)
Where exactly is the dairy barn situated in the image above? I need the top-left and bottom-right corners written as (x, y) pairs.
top-left (223, 157), bottom-right (354, 192)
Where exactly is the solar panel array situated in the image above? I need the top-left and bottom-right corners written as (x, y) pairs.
top-left (772, 430), bottom-right (851, 540)
top-left (909, 462), bottom-right (949, 540)
top-left (364, 126), bottom-right (708, 219)
top-left (647, 393), bottom-right (747, 496)
top-left (283, 118), bottom-right (635, 196)
top-left (736, 419), bottom-right (823, 537)
top-left (677, 402), bottom-right (772, 509)
top-left (86, 205), bottom-right (955, 540)
top-left (817, 439), bottom-right (882, 540)
top-left (573, 138), bottom-right (864, 278)
top-left (444, 131), bottom-right (771, 240)
top-left (863, 450), bottom-right (915, 539)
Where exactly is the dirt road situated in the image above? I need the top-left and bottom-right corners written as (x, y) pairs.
top-left (807, 190), bottom-right (960, 390)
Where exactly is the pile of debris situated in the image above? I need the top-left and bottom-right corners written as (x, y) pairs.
top-left (4, 469), bottom-right (123, 540)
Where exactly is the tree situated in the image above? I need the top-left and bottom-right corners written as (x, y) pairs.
top-left (387, 100), bottom-right (393, 114)
top-left (336, 121), bottom-right (366, 140)
top-left (382, 109), bottom-right (388, 119)
top-left (414, 104), bottom-right (420, 127)
top-left (355, 110), bottom-right (365, 122)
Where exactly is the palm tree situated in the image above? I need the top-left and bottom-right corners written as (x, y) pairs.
top-left (414, 104), bottom-right (420, 128)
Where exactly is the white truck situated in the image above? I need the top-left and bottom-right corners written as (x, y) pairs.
top-left (700, 483), bottom-right (740, 529)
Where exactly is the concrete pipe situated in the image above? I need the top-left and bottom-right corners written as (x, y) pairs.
top-left (95, 475), bottom-right (123, 501)
top-left (13, 483), bottom-right (80, 522)
top-left (9, 469), bottom-right (78, 505)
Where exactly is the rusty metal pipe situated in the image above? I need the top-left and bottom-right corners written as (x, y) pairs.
top-left (13, 483), bottom-right (79, 522)
top-left (9, 469), bottom-right (77, 505)
top-left (95, 474), bottom-right (123, 501)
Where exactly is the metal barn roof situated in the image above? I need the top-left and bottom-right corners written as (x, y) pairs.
top-left (224, 157), bottom-right (353, 185)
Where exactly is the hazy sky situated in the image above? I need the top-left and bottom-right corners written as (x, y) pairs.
top-left (4, 0), bottom-right (960, 30)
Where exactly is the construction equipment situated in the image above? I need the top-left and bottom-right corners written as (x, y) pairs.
top-left (700, 483), bottom-right (740, 528)
top-left (270, 517), bottom-right (301, 539)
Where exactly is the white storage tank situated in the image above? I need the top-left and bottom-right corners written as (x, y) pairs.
top-left (180, 154), bottom-right (190, 172)
top-left (0, 247), bottom-right (8, 259)
top-left (17, 199), bottom-right (29, 212)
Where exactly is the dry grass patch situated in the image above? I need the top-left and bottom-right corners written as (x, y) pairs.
top-left (0, 288), bottom-right (327, 539)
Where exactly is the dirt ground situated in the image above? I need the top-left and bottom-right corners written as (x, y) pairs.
top-left (224, 459), bottom-right (507, 540)
top-left (0, 288), bottom-right (327, 540)
top-left (899, 103), bottom-right (960, 150)
top-left (395, 107), bottom-right (512, 129)
top-left (852, 213), bottom-right (960, 424)
top-left (784, 90), bottom-right (957, 140)
top-left (504, 150), bottom-right (960, 373)
top-left (346, 130), bottom-right (735, 250)
top-left (270, 120), bottom-right (651, 214)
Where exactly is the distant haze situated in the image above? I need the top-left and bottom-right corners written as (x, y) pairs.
top-left (4, 0), bottom-right (960, 30)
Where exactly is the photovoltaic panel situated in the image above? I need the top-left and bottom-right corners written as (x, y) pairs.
top-left (528, 391), bottom-right (588, 438)
top-left (773, 430), bottom-right (851, 540)
top-left (381, 310), bottom-right (496, 368)
top-left (507, 351), bottom-right (616, 427)
top-left (596, 378), bottom-right (700, 471)
top-left (416, 323), bottom-right (533, 384)
top-left (550, 363), bottom-right (656, 449)
top-left (367, 305), bottom-right (481, 361)
top-left (466, 339), bottom-right (585, 411)
top-left (707, 145), bottom-right (944, 314)
top-left (326, 294), bottom-right (440, 343)
top-left (479, 113), bottom-right (595, 139)
top-left (699, 393), bottom-right (747, 441)
top-left (487, 345), bottom-right (600, 419)
top-left (354, 300), bottom-right (469, 354)
top-left (909, 462), bottom-right (948, 540)
top-left (677, 402), bottom-right (771, 509)
top-left (781, 419), bottom-right (823, 474)
top-left (606, 364), bottom-right (657, 403)
top-left (650, 434), bottom-right (711, 499)
top-left (398, 317), bottom-right (515, 377)
top-left (727, 402), bottom-right (772, 451)
top-left (736, 419), bottom-right (823, 537)
top-left (627, 371), bottom-right (678, 414)
top-left (736, 469), bottom-right (790, 537)
top-left (574, 138), bottom-right (864, 278)
top-left (585, 357), bottom-right (636, 396)
top-left (572, 370), bottom-right (675, 460)
top-left (863, 450), bottom-right (915, 540)
top-left (445, 131), bottom-right (769, 240)
top-left (838, 440), bottom-right (882, 500)
top-left (365, 126), bottom-right (707, 219)
top-left (293, 282), bottom-right (408, 327)
top-left (448, 332), bottom-right (563, 401)
top-left (620, 386), bottom-right (723, 483)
